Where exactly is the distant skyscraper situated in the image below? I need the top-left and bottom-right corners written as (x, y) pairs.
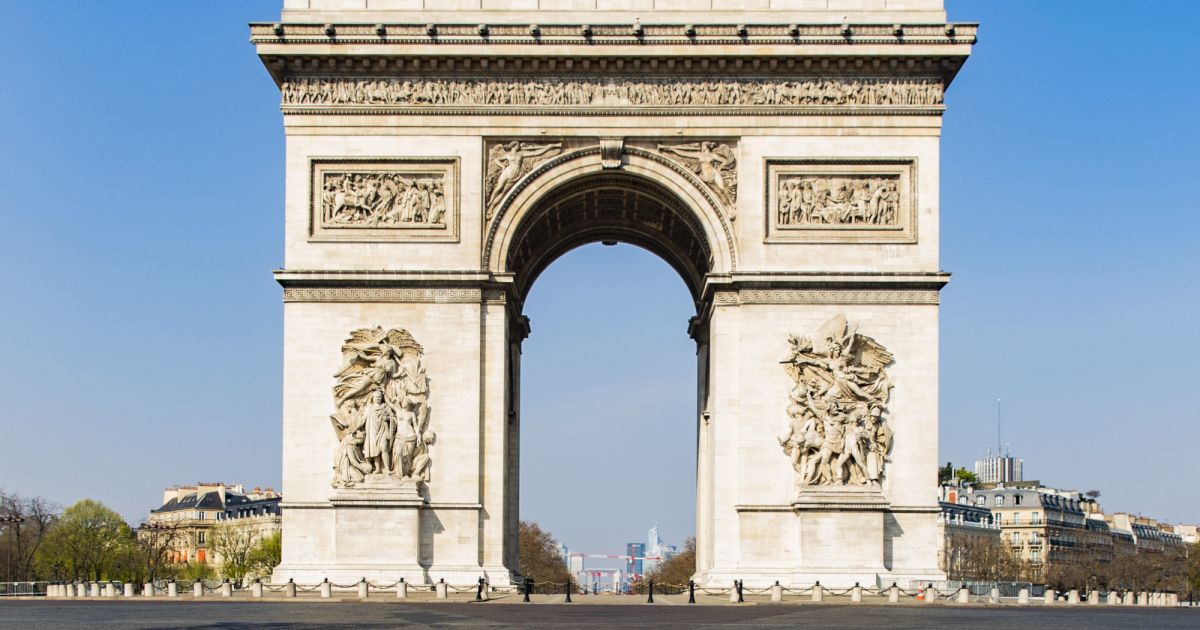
top-left (626, 542), bottom-right (646, 578)
top-left (974, 450), bottom-right (1023, 484)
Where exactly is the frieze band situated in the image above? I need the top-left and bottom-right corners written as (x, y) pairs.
top-left (283, 288), bottom-right (484, 303)
top-left (713, 289), bottom-right (939, 305)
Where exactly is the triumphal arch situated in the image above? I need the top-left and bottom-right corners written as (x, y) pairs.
top-left (253, 0), bottom-right (974, 588)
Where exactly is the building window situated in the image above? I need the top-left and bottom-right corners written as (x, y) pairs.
top-left (975, 497), bottom-right (985, 507)
top-left (1011, 532), bottom-right (1020, 545)
top-left (1013, 513), bottom-right (1021, 525)
top-left (1030, 549), bottom-right (1040, 562)
top-left (1015, 495), bottom-right (1022, 506)
top-left (198, 532), bottom-right (205, 544)
top-left (995, 496), bottom-right (1004, 507)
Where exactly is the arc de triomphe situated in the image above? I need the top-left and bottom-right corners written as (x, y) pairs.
top-left (253, 0), bottom-right (973, 588)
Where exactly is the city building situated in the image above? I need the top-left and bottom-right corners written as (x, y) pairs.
top-left (937, 486), bottom-right (1001, 577)
top-left (974, 450), bottom-right (1023, 485)
top-left (146, 482), bottom-right (281, 565)
top-left (625, 542), bottom-right (646, 580)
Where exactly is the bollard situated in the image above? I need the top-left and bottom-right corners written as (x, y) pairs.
top-left (1067, 589), bottom-right (1079, 604)
top-left (729, 580), bottom-right (740, 603)
top-left (284, 578), bottom-right (297, 598)
top-left (397, 578), bottom-right (408, 599)
top-left (989, 587), bottom-right (1000, 604)
top-left (479, 578), bottom-right (488, 602)
top-left (852, 583), bottom-right (863, 603)
top-left (563, 580), bottom-right (571, 603)
top-left (125, 583), bottom-right (135, 597)
top-left (359, 578), bottom-right (370, 600)
top-left (476, 577), bottom-right (484, 602)
top-left (143, 583), bottom-right (153, 598)
top-left (812, 582), bottom-right (823, 602)
top-left (91, 582), bottom-right (100, 597)
top-left (64, 583), bottom-right (74, 598)
top-left (168, 580), bottom-right (178, 598)
top-left (1138, 591), bottom-right (1148, 606)
top-left (889, 583), bottom-right (899, 603)
top-left (103, 583), bottom-right (113, 598)
top-left (436, 579), bottom-right (448, 599)
top-left (737, 580), bottom-right (744, 603)
top-left (1105, 591), bottom-right (1117, 605)
top-left (221, 580), bottom-right (233, 598)
top-left (771, 581), bottom-right (782, 602)
top-left (1123, 591), bottom-right (1134, 606)
top-left (252, 580), bottom-right (263, 598)
top-left (1018, 587), bottom-right (1029, 604)
top-left (1088, 590), bottom-right (1099, 605)
top-left (193, 581), bottom-right (203, 598)
top-left (320, 579), bottom-right (332, 598)
top-left (522, 578), bottom-right (530, 603)
top-left (924, 585), bottom-right (938, 604)
top-left (957, 586), bottom-right (969, 604)
top-left (688, 580), bottom-right (696, 604)
top-left (647, 580), bottom-right (654, 604)
top-left (1043, 589), bottom-right (1055, 605)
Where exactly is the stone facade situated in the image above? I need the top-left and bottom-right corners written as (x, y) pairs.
top-left (255, 0), bottom-right (975, 587)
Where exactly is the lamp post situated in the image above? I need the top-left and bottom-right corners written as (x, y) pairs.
top-left (0, 515), bottom-right (25, 582)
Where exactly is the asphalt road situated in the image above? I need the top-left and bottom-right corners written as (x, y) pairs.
top-left (1, 601), bottom-right (1198, 630)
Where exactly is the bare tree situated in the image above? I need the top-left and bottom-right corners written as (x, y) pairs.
top-left (209, 521), bottom-right (261, 586)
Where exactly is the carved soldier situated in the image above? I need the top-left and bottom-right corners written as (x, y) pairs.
top-left (361, 389), bottom-right (395, 475)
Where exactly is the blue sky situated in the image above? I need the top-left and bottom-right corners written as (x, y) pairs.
top-left (0, 1), bottom-right (1196, 557)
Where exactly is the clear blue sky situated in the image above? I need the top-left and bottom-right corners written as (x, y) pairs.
top-left (0, 2), bottom-right (1196, 557)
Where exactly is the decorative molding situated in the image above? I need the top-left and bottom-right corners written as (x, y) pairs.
top-left (484, 141), bottom-right (563, 219)
top-left (310, 158), bottom-right (459, 242)
top-left (282, 77), bottom-right (944, 116)
top-left (765, 158), bottom-right (916, 244)
top-left (713, 289), bottom-right (939, 306)
top-left (283, 288), bottom-right (483, 303)
top-left (655, 141), bottom-right (737, 214)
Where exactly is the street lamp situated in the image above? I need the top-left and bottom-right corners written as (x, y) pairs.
top-left (0, 515), bottom-right (25, 582)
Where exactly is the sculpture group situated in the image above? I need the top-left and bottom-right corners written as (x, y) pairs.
top-left (779, 315), bottom-right (894, 488)
top-left (330, 327), bottom-right (435, 488)
top-left (777, 175), bottom-right (900, 227)
top-left (321, 172), bottom-right (448, 228)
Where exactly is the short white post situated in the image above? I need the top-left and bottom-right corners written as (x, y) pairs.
top-left (770, 582), bottom-right (782, 602)
top-left (167, 581), bottom-right (178, 597)
top-left (989, 587), bottom-right (1000, 604)
top-left (143, 583), bottom-right (154, 597)
top-left (358, 578), bottom-right (369, 599)
top-left (924, 585), bottom-right (938, 603)
top-left (1139, 591), bottom-right (1149, 606)
top-left (957, 586), bottom-right (969, 604)
top-left (106, 583), bottom-right (117, 598)
top-left (220, 580), bottom-right (233, 597)
top-left (729, 582), bottom-right (739, 603)
top-left (1043, 589), bottom-right (1055, 605)
top-left (811, 582), bottom-right (823, 602)
top-left (251, 581), bottom-right (263, 598)
top-left (91, 582), bottom-right (101, 597)
top-left (1105, 591), bottom-right (1118, 605)
top-left (888, 584), bottom-right (899, 603)
top-left (436, 579), bottom-right (448, 599)
top-left (284, 579), bottom-right (297, 598)
top-left (320, 579), bottom-right (332, 598)
top-left (852, 584), bottom-right (863, 603)
top-left (1018, 587), bottom-right (1029, 604)
top-left (1067, 589), bottom-right (1079, 604)
top-left (62, 583), bottom-right (73, 598)
top-left (396, 579), bottom-right (408, 599)
top-left (1123, 591), bottom-right (1134, 605)
top-left (1087, 590), bottom-right (1099, 605)
top-left (193, 581), bottom-right (204, 598)
top-left (124, 583), bottom-right (135, 597)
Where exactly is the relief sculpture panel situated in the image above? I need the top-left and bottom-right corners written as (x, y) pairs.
top-left (310, 159), bottom-right (459, 241)
top-left (765, 159), bottom-right (915, 243)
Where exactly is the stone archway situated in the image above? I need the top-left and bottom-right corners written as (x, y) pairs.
top-left (257, 1), bottom-right (975, 589)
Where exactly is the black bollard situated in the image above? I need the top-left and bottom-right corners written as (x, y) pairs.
top-left (647, 580), bottom-right (655, 604)
top-left (688, 579), bottom-right (696, 604)
top-left (565, 580), bottom-right (572, 603)
top-left (476, 577), bottom-right (484, 602)
top-left (523, 578), bottom-right (531, 603)
top-left (737, 579), bottom-right (744, 603)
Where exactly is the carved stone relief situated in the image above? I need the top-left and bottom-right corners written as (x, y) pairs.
top-left (330, 327), bottom-right (434, 489)
top-left (656, 141), bottom-right (737, 211)
top-left (778, 315), bottom-right (894, 490)
top-left (310, 159), bottom-right (459, 241)
top-left (484, 141), bottom-right (563, 218)
top-left (765, 159), bottom-right (915, 243)
top-left (281, 77), bottom-right (944, 110)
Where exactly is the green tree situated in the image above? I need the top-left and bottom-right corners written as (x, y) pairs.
top-left (0, 491), bottom-right (58, 581)
top-left (646, 536), bottom-right (696, 590)
top-left (37, 499), bottom-right (135, 581)
top-left (954, 468), bottom-right (979, 484)
top-left (246, 531), bottom-right (282, 580)
top-left (938, 462), bottom-right (954, 484)
top-left (518, 520), bottom-right (571, 590)
top-left (210, 522), bottom-right (260, 585)
top-left (1189, 541), bottom-right (1200, 595)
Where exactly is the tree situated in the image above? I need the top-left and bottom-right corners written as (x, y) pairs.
top-left (943, 534), bottom-right (1019, 581)
top-left (646, 537), bottom-right (696, 590)
top-left (246, 531), bottom-right (282, 580)
top-left (518, 520), bottom-right (571, 590)
top-left (0, 490), bottom-right (59, 581)
top-left (135, 522), bottom-right (184, 583)
top-left (1189, 541), bottom-right (1200, 596)
top-left (37, 500), bottom-right (134, 581)
top-left (209, 521), bottom-right (260, 585)
top-left (1085, 490), bottom-right (1101, 501)
top-left (938, 462), bottom-right (954, 485)
top-left (937, 462), bottom-right (977, 485)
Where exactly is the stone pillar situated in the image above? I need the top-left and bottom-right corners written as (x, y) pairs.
top-left (852, 584), bottom-right (863, 603)
top-left (358, 579), bottom-right (369, 599)
top-left (436, 580), bottom-right (448, 599)
top-left (320, 579), bottom-right (332, 598)
top-left (252, 581), bottom-right (263, 598)
top-left (956, 587), bottom-right (969, 604)
top-left (396, 580), bottom-right (408, 598)
top-left (143, 583), bottom-right (154, 597)
top-left (1106, 591), bottom-right (1118, 605)
top-left (1138, 591), bottom-right (1149, 606)
top-left (1088, 590), bottom-right (1100, 605)
top-left (770, 583), bottom-right (782, 602)
top-left (989, 587), bottom-right (1000, 604)
top-left (924, 586), bottom-right (938, 603)
top-left (888, 585), bottom-right (899, 603)
top-left (284, 580), bottom-right (296, 598)
top-left (1043, 589), bottom-right (1055, 605)
top-left (728, 582), bottom-right (739, 603)
top-left (106, 583), bottom-right (117, 597)
top-left (124, 583), bottom-right (135, 597)
top-left (63, 583), bottom-right (73, 598)
top-left (167, 581), bottom-right (178, 597)
top-left (1018, 587), bottom-right (1029, 604)
top-left (1067, 589), bottom-right (1079, 604)
top-left (193, 581), bottom-right (203, 598)
top-left (1123, 591), bottom-right (1134, 605)
top-left (220, 581), bottom-right (233, 597)
top-left (811, 583), bottom-right (823, 602)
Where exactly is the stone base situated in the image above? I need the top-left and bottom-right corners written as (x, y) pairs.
top-left (792, 484), bottom-right (890, 583)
